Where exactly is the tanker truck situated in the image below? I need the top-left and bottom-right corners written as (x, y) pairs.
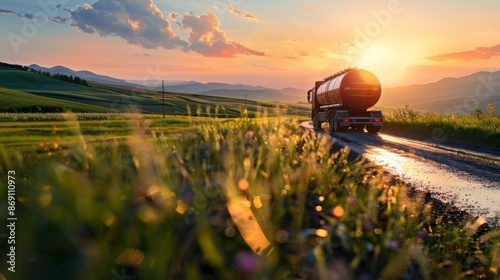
top-left (307, 68), bottom-right (383, 134)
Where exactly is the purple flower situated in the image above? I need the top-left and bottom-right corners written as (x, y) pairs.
top-left (234, 251), bottom-right (259, 274)
top-left (387, 240), bottom-right (399, 250)
top-left (363, 221), bottom-right (373, 230)
top-left (417, 230), bottom-right (426, 239)
top-left (348, 197), bottom-right (357, 205)
top-left (183, 192), bottom-right (193, 203)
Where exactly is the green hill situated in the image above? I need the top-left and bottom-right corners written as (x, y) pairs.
top-left (0, 63), bottom-right (309, 116)
top-left (0, 87), bottom-right (114, 113)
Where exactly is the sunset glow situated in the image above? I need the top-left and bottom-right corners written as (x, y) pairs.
top-left (1, 1), bottom-right (500, 89)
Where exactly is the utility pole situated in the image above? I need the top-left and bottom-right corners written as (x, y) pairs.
top-left (162, 80), bottom-right (165, 118)
top-left (245, 94), bottom-right (247, 110)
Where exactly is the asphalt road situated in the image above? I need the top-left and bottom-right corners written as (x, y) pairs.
top-left (301, 121), bottom-right (500, 218)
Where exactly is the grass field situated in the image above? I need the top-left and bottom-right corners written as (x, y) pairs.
top-left (1, 115), bottom-right (500, 279)
top-left (2, 64), bottom-right (500, 279)
top-left (0, 66), bottom-right (310, 117)
top-left (384, 105), bottom-right (500, 148)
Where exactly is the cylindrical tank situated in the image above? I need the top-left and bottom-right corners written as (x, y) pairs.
top-left (316, 69), bottom-right (381, 111)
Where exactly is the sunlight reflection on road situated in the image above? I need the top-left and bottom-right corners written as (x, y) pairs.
top-left (300, 121), bottom-right (500, 218)
top-left (364, 144), bottom-right (500, 218)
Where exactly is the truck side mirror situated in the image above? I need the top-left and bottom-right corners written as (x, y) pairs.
top-left (307, 90), bottom-right (311, 103)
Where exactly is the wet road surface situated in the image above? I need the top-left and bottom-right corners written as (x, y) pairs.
top-left (301, 121), bottom-right (500, 218)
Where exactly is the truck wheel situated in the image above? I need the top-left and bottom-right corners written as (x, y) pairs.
top-left (352, 124), bottom-right (365, 131)
top-left (332, 119), bottom-right (348, 132)
top-left (313, 114), bottom-right (321, 129)
top-left (366, 125), bottom-right (381, 134)
top-left (338, 121), bottom-right (348, 132)
top-left (332, 118), bottom-right (339, 132)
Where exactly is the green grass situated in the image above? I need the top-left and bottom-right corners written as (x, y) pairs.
top-left (0, 87), bottom-right (114, 113)
top-left (1, 115), bottom-right (499, 279)
top-left (0, 68), bottom-right (310, 116)
top-left (0, 114), bottom-right (214, 153)
top-left (384, 106), bottom-right (500, 148)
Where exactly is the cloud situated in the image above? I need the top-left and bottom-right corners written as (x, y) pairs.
top-left (227, 5), bottom-right (259, 22)
top-left (70, 0), bottom-right (187, 50)
top-left (319, 48), bottom-right (351, 62)
top-left (0, 8), bottom-right (15, 15)
top-left (168, 12), bottom-right (179, 20)
top-left (49, 16), bottom-right (69, 24)
top-left (299, 51), bottom-right (310, 56)
top-left (253, 64), bottom-right (285, 71)
top-left (303, 7), bottom-right (313, 12)
top-left (283, 39), bottom-right (298, 44)
top-left (68, 0), bottom-right (263, 57)
top-left (284, 55), bottom-right (302, 60)
top-left (182, 12), bottom-right (264, 57)
top-left (426, 44), bottom-right (500, 62)
top-left (16, 11), bottom-right (34, 19)
top-left (1, 7), bottom-right (68, 24)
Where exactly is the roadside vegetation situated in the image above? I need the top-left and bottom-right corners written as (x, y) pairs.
top-left (384, 104), bottom-right (500, 148)
top-left (1, 114), bottom-right (499, 279)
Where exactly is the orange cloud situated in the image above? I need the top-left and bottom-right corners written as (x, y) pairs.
top-left (182, 12), bottom-right (264, 57)
top-left (71, 0), bottom-right (186, 49)
top-left (168, 12), bottom-right (179, 20)
top-left (227, 5), bottom-right (259, 22)
top-left (285, 55), bottom-right (301, 60)
top-left (426, 44), bottom-right (500, 62)
top-left (69, 0), bottom-right (262, 58)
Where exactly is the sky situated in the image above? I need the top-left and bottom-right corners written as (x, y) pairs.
top-left (1, 0), bottom-right (500, 89)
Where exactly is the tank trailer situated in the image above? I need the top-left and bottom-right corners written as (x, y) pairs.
top-left (307, 68), bottom-right (383, 134)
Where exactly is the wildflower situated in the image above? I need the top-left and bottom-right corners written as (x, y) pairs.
top-left (238, 178), bottom-right (250, 191)
top-left (246, 130), bottom-right (254, 139)
top-left (348, 197), bottom-right (357, 205)
top-left (387, 240), bottom-right (399, 250)
top-left (363, 221), bottom-right (373, 230)
top-left (417, 230), bottom-right (426, 239)
top-left (234, 251), bottom-right (259, 274)
top-left (174, 133), bottom-right (183, 139)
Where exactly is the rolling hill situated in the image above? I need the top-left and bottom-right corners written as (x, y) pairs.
top-left (27, 64), bottom-right (306, 103)
top-left (380, 71), bottom-right (500, 114)
top-left (0, 63), bottom-right (310, 116)
top-left (28, 64), bottom-right (138, 87)
top-left (159, 82), bottom-right (304, 103)
top-left (5, 61), bottom-right (500, 116)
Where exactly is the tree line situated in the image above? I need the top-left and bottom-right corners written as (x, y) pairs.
top-left (34, 70), bottom-right (89, 86)
top-left (1, 61), bottom-right (89, 86)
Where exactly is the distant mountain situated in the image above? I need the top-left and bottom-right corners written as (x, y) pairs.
top-left (380, 71), bottom-right (500, 114)
top-left (158, 82), bottom-right (268, 93)
top-left (26, 64), bottom-right (306, 103)
top-left (28, 64), bottom-right (139, 87)
top-left (126, 79), bottom-right (197, 87)
top-left (159, 82), bottom-right (305, 103)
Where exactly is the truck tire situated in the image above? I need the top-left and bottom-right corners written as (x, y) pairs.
top-left (313, 114), bottom-right (321, 129)
top-left (366, 125), bottom-right (381, 134)
top-left (332, 118), bottom-right (348, 132)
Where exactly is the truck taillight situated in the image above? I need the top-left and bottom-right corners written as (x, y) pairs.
top-left (373, 118), bottom-right (383, 122)
top-left (342, 118), bottom-right (350, 123)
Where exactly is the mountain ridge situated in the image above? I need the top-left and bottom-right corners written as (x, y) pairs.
top-left (21, 63), bottom-right (500, 112)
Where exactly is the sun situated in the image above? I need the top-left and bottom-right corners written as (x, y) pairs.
top-left (355, 45), bottom-right (408, 86)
